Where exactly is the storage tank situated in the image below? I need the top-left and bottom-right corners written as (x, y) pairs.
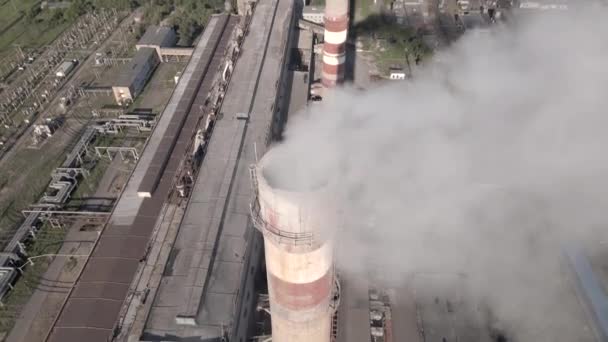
top-left (55, 60), bottom-right (76, 78)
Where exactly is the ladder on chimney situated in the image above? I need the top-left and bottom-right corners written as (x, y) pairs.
top-left (249, 164), bottom-right (259, 195)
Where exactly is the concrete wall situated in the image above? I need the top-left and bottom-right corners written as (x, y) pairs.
top-left (231, 232), bottom-right (265, 342)
top-left (136, 45), bottom-right (163, 60)
top-left (159, 47), bottom-right (194, 57)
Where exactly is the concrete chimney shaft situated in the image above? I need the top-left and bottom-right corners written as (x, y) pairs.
top-left (322, 0), bottom-right (349, 87)
top-left (250, 155), bottom-right (336, 342)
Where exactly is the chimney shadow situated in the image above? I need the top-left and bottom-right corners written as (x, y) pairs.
top-left (344, 0), bottom-right (356, 82)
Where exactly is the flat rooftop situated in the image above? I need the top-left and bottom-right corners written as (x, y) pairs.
top-left (143, 0), bottom-right (294, 339)
top-left (113, 47), bottom-right (157, 87)
top-left (337, 264), bottom-right (597, 342)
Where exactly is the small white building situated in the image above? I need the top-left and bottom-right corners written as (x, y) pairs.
top-left (302, 6), bottom-right (324, 24)
top-left (389, 67), bottom-right (407, 80)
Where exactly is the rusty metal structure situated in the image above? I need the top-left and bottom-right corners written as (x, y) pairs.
top-left (250, 151), bottom-right (339, 342)
top-left (322, 0), bottom-right (349, 87)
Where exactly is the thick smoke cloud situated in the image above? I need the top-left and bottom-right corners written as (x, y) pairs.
top-left (265, 6), bottom-right (608, 341)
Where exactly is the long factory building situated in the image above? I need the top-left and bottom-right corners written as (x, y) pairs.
top-left (45, 0), bottom-right (296, 340)
top-left (140, 0), bottom-right (295, 339)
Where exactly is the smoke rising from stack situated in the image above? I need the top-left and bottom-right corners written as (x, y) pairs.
top-left (265, 7), bottom-right (608, 341)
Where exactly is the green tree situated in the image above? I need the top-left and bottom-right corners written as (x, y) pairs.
top-left (25, 6), bottom-right (41, 24)
top-left (50, 9), bottom-right (65, 24)
top-left (65, 0), bottom-right (88, 20)
top-left (177, 16), bottom-right (196, 45)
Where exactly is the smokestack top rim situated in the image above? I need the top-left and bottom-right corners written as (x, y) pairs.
top-left (257, 149), bottom-right (328, 194)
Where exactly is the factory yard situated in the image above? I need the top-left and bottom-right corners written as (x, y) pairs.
top-left (0, 3), bottom-right (193, 339)
top-left (0, 10), bottom-right (133, 238)
top-left (0, 4), bottom-right (420, 340)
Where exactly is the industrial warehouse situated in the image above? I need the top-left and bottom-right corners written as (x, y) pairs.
top-left (112, 25), bottom-right (192, 105)
top-left (0, 0), bottom-right (606, 342)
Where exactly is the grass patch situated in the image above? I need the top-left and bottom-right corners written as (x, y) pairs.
top-left (0, 1), bottom-right (75, 56)
top-left (355, 14), bottom-right (432, 75)
top-left (0, 0), bottom-right (38, 32)
top-left (0, 148), bottom-right (62, 241)
top-left (0, 223), bottom-right (67, 334)
top-left (141, 0), bottom-right (224, 46)
top-left (68, 158), bottom-right (110, 200)
top-left (356, 0), bottom-right (380, 22)
top-left (93, 130), bottom-right (126, 147)
top-left (67, 131), bottom-right (127, 202)
top-left (0, 124), bottom-right (88, 245)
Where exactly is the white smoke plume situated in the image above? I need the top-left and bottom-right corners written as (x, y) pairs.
top-left (264, 6), bottom-right (608, 341)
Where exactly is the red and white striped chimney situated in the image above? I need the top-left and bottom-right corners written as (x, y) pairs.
top-left (322, 0), bottom-right (349, 88)
top-left (251, 154), bottom-right (337, 342)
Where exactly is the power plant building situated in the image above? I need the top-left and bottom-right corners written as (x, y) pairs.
top-left (55, 60), bottom-right (76, 78)
top-left (112, 47), bottom-right (159, 105)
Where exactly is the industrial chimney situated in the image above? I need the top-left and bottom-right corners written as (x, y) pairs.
top-left (322, 0), bottom-right (349, 87)
top-left (250, 152), bottom-right (339, 342)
